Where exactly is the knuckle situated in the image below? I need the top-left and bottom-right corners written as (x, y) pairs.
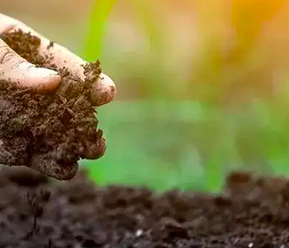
top-left (0, 45), bottom-right (14, 64)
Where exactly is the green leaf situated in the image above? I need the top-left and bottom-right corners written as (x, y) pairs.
top-left (84, 0), bottom-right (117, 60)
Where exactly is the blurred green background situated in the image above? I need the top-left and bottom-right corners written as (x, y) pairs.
top-left (3, 0), bottom-right (289, 192)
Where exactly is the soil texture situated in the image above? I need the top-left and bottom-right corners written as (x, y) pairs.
top-left (1, 167), bottom-right (289, 247)
top-left (0, 30), bottom-right (105, 180)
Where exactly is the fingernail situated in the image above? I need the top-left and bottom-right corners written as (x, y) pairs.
top-left (100, 73), bottom-right (116, 88)
top-left (27, 66), bottom-right (59, 78)
top-left (90, 73), bottom-right (117, 106)
top-left (26, 66), bottom-right (61, 92)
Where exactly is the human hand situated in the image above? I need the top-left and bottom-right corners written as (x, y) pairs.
top-left (0, 13), bottom-right (116, 178)
top-left (0, 13), bottom-right (116, 104)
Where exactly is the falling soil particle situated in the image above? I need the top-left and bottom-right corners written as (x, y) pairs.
top-left (0, 30), bottom-right (106, 180)
top-left (1, 167), bottom-right (289, 247)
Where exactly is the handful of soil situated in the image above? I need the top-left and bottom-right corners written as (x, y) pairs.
top-left (0, 30), bottom-right (106, 180)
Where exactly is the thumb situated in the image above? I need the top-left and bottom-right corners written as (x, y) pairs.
top-left (0, 38), bottom-right (61, 93)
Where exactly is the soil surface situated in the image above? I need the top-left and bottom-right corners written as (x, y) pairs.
top-left (1, 167), bottom-right (289, 248)
top-left (0, 30), bottom-right (105, 180)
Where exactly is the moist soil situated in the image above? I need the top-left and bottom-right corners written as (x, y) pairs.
top-left (1, 167), bottom-right (289, 248)
top-left (0, 30), bottom-right (105, 179)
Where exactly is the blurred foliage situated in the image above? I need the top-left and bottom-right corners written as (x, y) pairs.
top-left (85, 0), bottom-right (117, 60)
top-left (82, 98), bottom-right (289, 192)
top-left (82, 0), bottom-right (289, 192)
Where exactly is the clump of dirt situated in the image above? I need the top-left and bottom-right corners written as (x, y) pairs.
top-left (0, 30), bottom-right (106, 180)
top-left (1, 167), bottom-right (289, 248)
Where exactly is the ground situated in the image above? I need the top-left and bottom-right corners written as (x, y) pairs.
top-left (0, 167), bottom-right (289, 248)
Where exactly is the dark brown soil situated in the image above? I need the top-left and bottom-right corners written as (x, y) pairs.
top-left (1, 167), bottom-right (289, 248)
top-left (0, 30), bottom-right (105, 180)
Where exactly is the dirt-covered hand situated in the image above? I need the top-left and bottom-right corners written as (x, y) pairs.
top-left (0, 13), bottom-right (116, 104)
top-left (0, 14), bottom-right (116, 179)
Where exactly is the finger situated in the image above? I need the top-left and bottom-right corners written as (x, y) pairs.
top-left (0, 43), bottom-right (60, 93)
top-left (80, 137), bottom-right (106, 160)
top-left (0, 14), bottom-right (116, 106)
top-left (37, 38), bottom-right (116, 107)
top-left (0, 38), bottom-right (61, 93)
top-left (90, 73), bottom-right (117, 106)
top-left (29, 153), bottom-right (79, 180)
top-left (0, 14), bottom-right (61, 93)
